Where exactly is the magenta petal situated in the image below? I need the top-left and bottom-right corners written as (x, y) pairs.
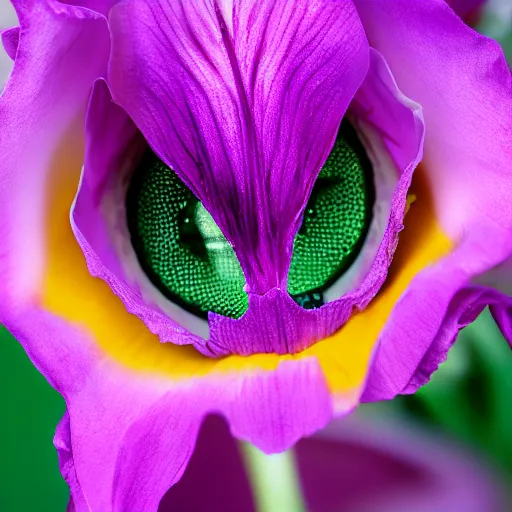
top-left (355, 0), bottom-right (512, 399)
top-left (446, 0), bottom-right (485, 21)
top-left (108, 0), bottom-right (369, 294)
top-left (206, 48), bottom-right (424, 356)
top-left (355, 0), bottom-right (512, 243)
top-left (54, 412), bottom-right (88, 512)
top-left (363, 234), bottom-right (512, 401)
top-left (0, 0), bottom-right (109, 312)
top-left (296, 417), bottom-right (509, 512)
top-left (49, 356), bottom-right (332, 510)
top-left (403, 286), bottom-right (510, 392)
top-left (491, 301), bottom-right (512, 347)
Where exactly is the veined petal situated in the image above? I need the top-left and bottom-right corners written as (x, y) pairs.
top-left (108, 0), bottom-right (369, 294)
top-left (207, 48), bottom-right (426, 356)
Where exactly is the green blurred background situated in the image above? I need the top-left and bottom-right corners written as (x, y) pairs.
top-left (1, 1), bottom-right (512, 511)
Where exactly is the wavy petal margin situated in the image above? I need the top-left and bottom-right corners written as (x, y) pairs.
top-left (355, 0), bottom-right (512, 400)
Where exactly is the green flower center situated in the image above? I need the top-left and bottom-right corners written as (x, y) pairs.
top-left (126, 122), bottom-right (374, 318)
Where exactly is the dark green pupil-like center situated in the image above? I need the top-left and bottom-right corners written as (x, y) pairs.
top-left (127, 122), bottom-right (374, 319)
top-left (127, 154), bottom-right (248, 319)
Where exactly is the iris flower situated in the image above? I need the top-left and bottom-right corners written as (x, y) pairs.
top-left (0, 0), bottom-right (510, 510)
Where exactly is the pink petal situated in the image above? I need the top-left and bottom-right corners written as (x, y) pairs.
top-left (354, 0), bottom-right (512, 399)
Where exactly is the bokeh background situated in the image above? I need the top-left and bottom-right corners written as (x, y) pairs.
top-left (1, 1), bottom-right (511, 510)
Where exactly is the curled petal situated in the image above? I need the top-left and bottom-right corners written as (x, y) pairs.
top-left (72, 79), bottom-right (212, 351)
top-left (354, 0), bottom-right (512, 399)
top-left (477, 258), bottom-right (512, 345)
top-left (0, 0), bottom-right (109, 314)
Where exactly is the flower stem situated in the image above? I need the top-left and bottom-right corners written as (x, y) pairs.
top-left (240, 442), bottom-right (306, 512)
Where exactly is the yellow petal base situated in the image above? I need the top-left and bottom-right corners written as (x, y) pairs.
top-left (43, 129), bottom-right (451, 395)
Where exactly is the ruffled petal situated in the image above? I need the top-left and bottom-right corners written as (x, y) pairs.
top-left (108, 0), bottom-right (369, 294)
top-left (72, 79), bottom-right (211, 352)
top-left (354, 0), bottom-right (512, 399)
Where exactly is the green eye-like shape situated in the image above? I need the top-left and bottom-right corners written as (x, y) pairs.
top-left (127, 152), bottom-right (248, 319)
top-left (127, 121), bottom-right (373, 320)
top-left (288, 121), bottom-right (375, 309)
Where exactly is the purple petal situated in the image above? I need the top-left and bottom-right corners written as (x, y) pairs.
top-left (1, 26), bottom-right (19, 60)
top-left (158, 415), bottom-right (255, 512)
top-left (491, 299), bottom-right (512, 347)
top-left (355, 0), bottom-right (512, 246)
top-left (0, 0), bottom-right (109, 313)
top-left (207, 49), bottom-right (424, 355)
top-left (108, 0), bottom-right (369, 294)
top-left (161, 414), bottom-right (509, 512)
top-left (355, 0), bottom-right (512, 399)
top-left (48, 353), bottom-right (332, 510)
top-left (478, 258), bottom-right (512, 345)
top-left (446, 0), bottom-right (485, 22)
top-left (72, 79), bottom-right (213, 352)
top-left (297, 416), bottom-right (509, 512)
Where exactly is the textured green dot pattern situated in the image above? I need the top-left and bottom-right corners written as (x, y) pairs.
top-left (288, 122), bottom-right (374, 300)
top-left (127, 152), bottom-right (248, 319)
